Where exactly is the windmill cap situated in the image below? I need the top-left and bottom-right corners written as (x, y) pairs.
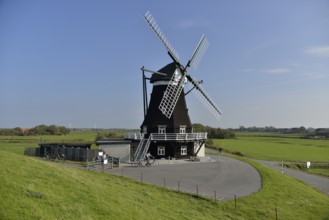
top-left (150, 62), bottom-right (176, 83)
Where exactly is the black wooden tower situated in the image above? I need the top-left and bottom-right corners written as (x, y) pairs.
top-left (133, 11), bottom-right (222, 161)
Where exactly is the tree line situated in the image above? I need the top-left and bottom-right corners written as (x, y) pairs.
top-left (0, 125), bottom-right (70, 136)
top-left (236, 126), bottom-right (308, 133)
top-left (192, 123), bottom-right (235, 139)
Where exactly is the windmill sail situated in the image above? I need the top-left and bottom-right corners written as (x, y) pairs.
top-left (186, 75), bottom-right (222, 120)
top-left (157, 35), bottom-right (209, 119)
top-left (144, 11), bottom-right (221, 121)
top-left (144, 11), bottom-right (181, 65)
top-left (158, 68), bottom-right (186, 118)
top-left (188, 35), bottom-right (209, 70)
top-left (144, 11), bottom-right (187, 118)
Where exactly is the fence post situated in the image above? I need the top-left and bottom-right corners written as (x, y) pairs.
top-left (86, 148), bottom-right (89, 170)
top-left (234, 195), bottom-right (237, 209)
top-left (196, 185), bottom-right (198, 196)
top-left (121, 167), bottom-right (123, 177)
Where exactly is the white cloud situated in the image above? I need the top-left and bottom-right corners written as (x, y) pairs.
top-left (265, 68), bottom-right (291, 74)
top-left (243, 68), bottom-right (255, 73)
top-left (304, 46), bottom-right (329, 56)
top-left (243, 68), bottom-right (291, 74)
top-left (247, 73), bottom-right (328, 92)
top-left (176, 17), bottom-right (212, 29)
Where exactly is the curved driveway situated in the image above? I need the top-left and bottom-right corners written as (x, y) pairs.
top-left (106, 156), bottom-right (261, 201)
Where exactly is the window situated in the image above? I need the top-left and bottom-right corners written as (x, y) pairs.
top-left (143, 126), bottom-right (147, 135)
top-left (158, 146), bottom-right (165, 155)
top-left (181, 146), bottom-right (187, 155)
top-left (179, 125), bottom-right (186, 134)
top-left (158, 125), bottom-right (166, 134)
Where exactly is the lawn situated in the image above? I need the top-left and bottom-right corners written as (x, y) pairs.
top-left (213, 132), bottom-right (329, 162)
top-left (1, 150), bottom-right (329, 219)
top-left (1, 132), bottom-right (329, 219)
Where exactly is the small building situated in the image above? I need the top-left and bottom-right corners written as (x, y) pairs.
top-left (37, 143), bottom-right (96, 162)
top-left (96, 138), bottom-right (138, 163)
top-left (315, 128), bottom-right (329, 138)
top-left (96, 134), bottom-right (204, 163)
top-left (39, 143), bottom-right (91, 156)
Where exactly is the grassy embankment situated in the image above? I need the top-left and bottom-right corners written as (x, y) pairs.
top-left (1, 131), bottom-right (329, 219)
top-left (1, 150), bottom-right (329, 219)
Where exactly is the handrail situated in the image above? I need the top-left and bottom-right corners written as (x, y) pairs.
top-left (125, 133), bottom-right (143, 140)
top-left (126, 132), bottom-right (207, 141)
top-left (151, 133), bottom-right (207, 141)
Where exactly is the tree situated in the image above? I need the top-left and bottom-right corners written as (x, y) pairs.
top-left (192, 123), bottom-right (235, 139)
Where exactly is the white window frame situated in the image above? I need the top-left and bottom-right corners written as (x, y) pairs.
top-left (158, 146), bottom-right (165, 156)
top-left (143, 126), bottom-right (147, 135)
top-left (158, 125), bottom-right (166, 134)
top-left (181, 146), bottom-right (187, 155)
top-left (179, 125), bottom-right (186, 134)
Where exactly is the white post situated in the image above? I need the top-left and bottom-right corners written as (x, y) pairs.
top-left (281, 161), bottom-right (284, 174)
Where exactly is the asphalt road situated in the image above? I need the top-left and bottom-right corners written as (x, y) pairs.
top-left (256, 160), bottom-right (329, 196)
top-left (105, 156), bottom-right (261, 201)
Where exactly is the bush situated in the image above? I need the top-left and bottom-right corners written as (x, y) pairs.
top-left (232, 151), bottom-right (245, 157)
top-left (95, 132), bottom-right (119, 141)
top-left (193, 123), bottom-right (235, 139)
top-left (0, 125), bottom-right (70, 136)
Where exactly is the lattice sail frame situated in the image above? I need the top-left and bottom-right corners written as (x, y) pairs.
top-left (144, 11), bottom-right (180, 64)
top-left (189, 35), bottom-right (209, 70)
top-left (186, 76), bottom-right (222, 120)
top-left (158, 68), bottom-right (186, 118)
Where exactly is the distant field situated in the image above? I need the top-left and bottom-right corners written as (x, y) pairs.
top-left (0, 129), bottom-right (126, 154)
top-left (213, 132), bottom-right (329, 162)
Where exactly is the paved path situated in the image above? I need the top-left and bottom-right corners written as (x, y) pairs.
top-left (105, 156), bottom-right (261, 201)
top-left (256, 160), bottom-right (329, 196)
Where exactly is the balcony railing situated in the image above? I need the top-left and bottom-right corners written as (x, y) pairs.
top-left (125, 132), bottom-right (207, 141)
top-left (151, 133), bottom-right (207, 141)
top-left (125, 133), bottom-right (143, 140)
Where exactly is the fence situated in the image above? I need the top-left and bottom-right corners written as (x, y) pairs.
top-left (117, 167), bottom-right (224, 201)
top-left (86, 157), bottom-right (120, 171)
top-left (118, 168), bottom-right (282, 219)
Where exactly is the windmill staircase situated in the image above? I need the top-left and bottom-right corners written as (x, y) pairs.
top-left (133, 136), bottom-right (151, 163)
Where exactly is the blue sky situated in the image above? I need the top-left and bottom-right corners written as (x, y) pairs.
top-left (1, 0), bottom-right (328, 129)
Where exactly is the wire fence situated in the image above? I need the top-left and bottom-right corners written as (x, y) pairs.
top-left (117, 166), bottom-right (282, 219)
top-left (116, 166), bottom-right (226, 201)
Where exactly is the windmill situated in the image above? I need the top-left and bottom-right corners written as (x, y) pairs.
top-left (133, 11), bottom-right (222, 162)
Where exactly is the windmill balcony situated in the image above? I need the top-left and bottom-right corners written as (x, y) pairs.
top-left (125, 132), bottom-right (207, 141)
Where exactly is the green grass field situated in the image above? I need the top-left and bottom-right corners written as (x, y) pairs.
top-left (1, 150), bottom-right (329, 219)
top-left (213, 132), bottom-right (329, 162)
top-left (1, 131), bottom-right (329, 219)
top-left (0, 129), bottom-right (126, 155)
